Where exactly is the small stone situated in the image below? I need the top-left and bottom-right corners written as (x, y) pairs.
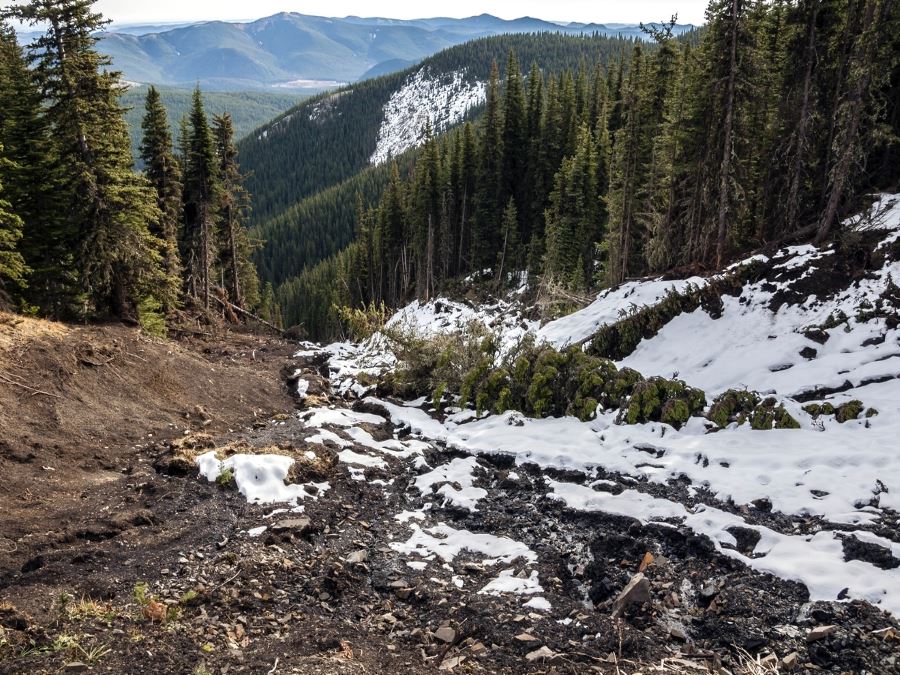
top-left (345, 550), bottom-right (368, 564)
top-left (638, 552), bottom-right (655, 572)
top-left (782, 652), bottom-right (800, 670)
top-left (807, 625), bottom-right (837, 643)
top-left (699, 582), bottom-right (719, 600)
top-left (439, 655), bottom-right (465, 670)
top-left (668, 627), bottom-right (687, 642)
top-left (515, 632), bottom-right (538, 643)
top-left (611, 573), bottom-right (651, 617)
top-left (271, 517), bottom-right (312, 533)
top-left (760, 653), bottom-right (778, 667)
top-left (525, 646), bottom-right (556, 662)
top-left (434, 626), bottom-right (456, 643)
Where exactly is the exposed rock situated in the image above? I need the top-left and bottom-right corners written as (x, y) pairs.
top-left (345, 550), bottom-right (368, 564)
top-left (807, 624), bottom-right (837, 642)
top-left (434, 626), bottom-right (456, 643)
top-left (271, 517), bottom-right (312, 534)
top-left (611, 573), bottom-right (651, 617)
top-left (782, 651), bottom-right (800, 670)
top-left (525, 646), bottom-right (557, 662)
top-left (514, 632), bottom-right (538, 643)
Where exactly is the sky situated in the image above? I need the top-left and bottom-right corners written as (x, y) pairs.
top-left (90, 0), bottom-right (709, 27)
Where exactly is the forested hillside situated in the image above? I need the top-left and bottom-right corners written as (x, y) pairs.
top-left (0, 5), bottom-right (262, 331)
top-left (242, 33), bottom-right (654, 294)
top-left (273, 1), bottom-right (899, 338)
top-left (121, 85), bottom-right (302, 164)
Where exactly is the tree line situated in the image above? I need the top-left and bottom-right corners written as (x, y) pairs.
top-left (283, 0), bottom-right (899, 339)
top-left (0, 0), bottom-right (262, 331)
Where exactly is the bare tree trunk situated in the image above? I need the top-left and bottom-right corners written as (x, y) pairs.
top-left (457, 187), bottom-right (468, 274)
top-left (226, 205), bottom-right (242, 309)
top-left (201, 204), bottom-right (210, 310)
top-left (715, 0), bottom-right (740, 269)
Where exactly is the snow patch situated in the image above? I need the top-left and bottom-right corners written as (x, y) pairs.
top-left (196, 452), bottom-right (329, 507)
top-left (390, 523), bottom-right (536, 565)
top-left (414, 456), bottom-right (487, 511)
top-left (370, 68), bottom-right (485, 166)
top-left (479, 569), bottom-right (543, 596)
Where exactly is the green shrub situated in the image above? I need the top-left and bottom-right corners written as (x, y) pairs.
top-left (709, 389), bottom-right (760, 427)
top-left (835, 400), bottom-right (864, 423)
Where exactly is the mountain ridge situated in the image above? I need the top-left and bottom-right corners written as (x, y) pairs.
top-left (90, 12), bottom-right (694, 90)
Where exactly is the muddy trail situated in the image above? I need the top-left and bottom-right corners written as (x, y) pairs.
top-left (0, 322), bottom-right (898, 674)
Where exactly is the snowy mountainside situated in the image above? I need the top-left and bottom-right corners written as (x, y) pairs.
top-left (296, 194), bottom-right (900, 618)
top-left (370, 68), bottom-right (485, 165)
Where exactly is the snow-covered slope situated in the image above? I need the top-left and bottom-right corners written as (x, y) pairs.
top-left (370, 67), bottom-right (485, 165)
top-left (303, 193), bottom-right (900, 618)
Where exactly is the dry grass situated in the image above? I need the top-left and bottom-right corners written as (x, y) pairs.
top-left (0, 311), bottom-right (68, 358)
top-left (612, 648), bottom-right (783, 675)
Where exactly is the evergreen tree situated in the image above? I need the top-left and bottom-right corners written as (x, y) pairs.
top-left (377, 163), bottom-right (407, 304)
top-left (139, 85), bottom-right (182, 310)
top-left (472, 61), bottom-right (504, 269)
top-left (213, 112), bottom-right (259, 310)
top-left (606, 44), bottom-right (648, 283)
top-left (816, 0), bottom-right (897, 242)
top-left (182, 87), bottom-right (219, 308)
top-left (523, 61), bottom-right (545, 244)
top-left (544, 125), bottom-right (598, 286)
top-left (500, 51), bottom-right (527, 238)
top-left (6, 0), bottom-right (165, 320)
top-left (0, 22), bottom-right (67, 312)
top-left (0, 150), bottom-right (27, 298)
top-left (456, 123), bottom-right (477, 275)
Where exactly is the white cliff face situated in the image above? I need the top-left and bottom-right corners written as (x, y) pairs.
top-left (370, 67), bottom-right (485, 165)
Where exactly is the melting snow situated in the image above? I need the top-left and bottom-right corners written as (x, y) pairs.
top-left (414, 456), bottom-right (488, 511)
top-left (479, 569), bottom-right (544, 596)
top-left (391, 523), bottom-right (536, 565)
top-left (549, 480), bottom-right (900, 616)
top-left (196, 452), bottom-right (329, 507)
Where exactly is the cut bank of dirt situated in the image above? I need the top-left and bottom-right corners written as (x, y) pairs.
top-left (0, 312), bottom-right (296, 566)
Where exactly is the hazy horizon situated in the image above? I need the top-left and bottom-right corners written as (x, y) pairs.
top-left (85, 1), bottom-right (708, 28)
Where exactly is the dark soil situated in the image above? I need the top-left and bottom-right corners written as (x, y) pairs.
top-left (1, 317), bottom-right (898, 674)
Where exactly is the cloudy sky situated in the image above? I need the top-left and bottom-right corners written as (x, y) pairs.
top-left (90, 0), bottom-right (709, 26)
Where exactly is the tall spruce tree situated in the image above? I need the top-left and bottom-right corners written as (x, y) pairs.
top-left (500, 51), bottom-right (527, 238)
top-left (182, 87), bottom-right (219, 308)
top-left (0, 150), bottom-right (27, 298)
top-left (472, 61), bottom-right (504, 269)
top-left (139, 85), bottom-right (182, 310)
top-left (0, 22), bottom-right (67, 311)
top-left (816, 0), bottom-right (897, 242)
top-left (5, 0), bottom-right (165, 320)
top-left (606, 44), bottom-right (648, 284)
top-left (213, 112), bottom-right (259, 310)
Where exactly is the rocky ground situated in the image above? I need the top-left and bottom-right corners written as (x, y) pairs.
top-left (1, 321), bottom-right (898, 674)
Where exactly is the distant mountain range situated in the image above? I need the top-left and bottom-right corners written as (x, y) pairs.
top-left (62, 13), bottom-right (694, 91)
